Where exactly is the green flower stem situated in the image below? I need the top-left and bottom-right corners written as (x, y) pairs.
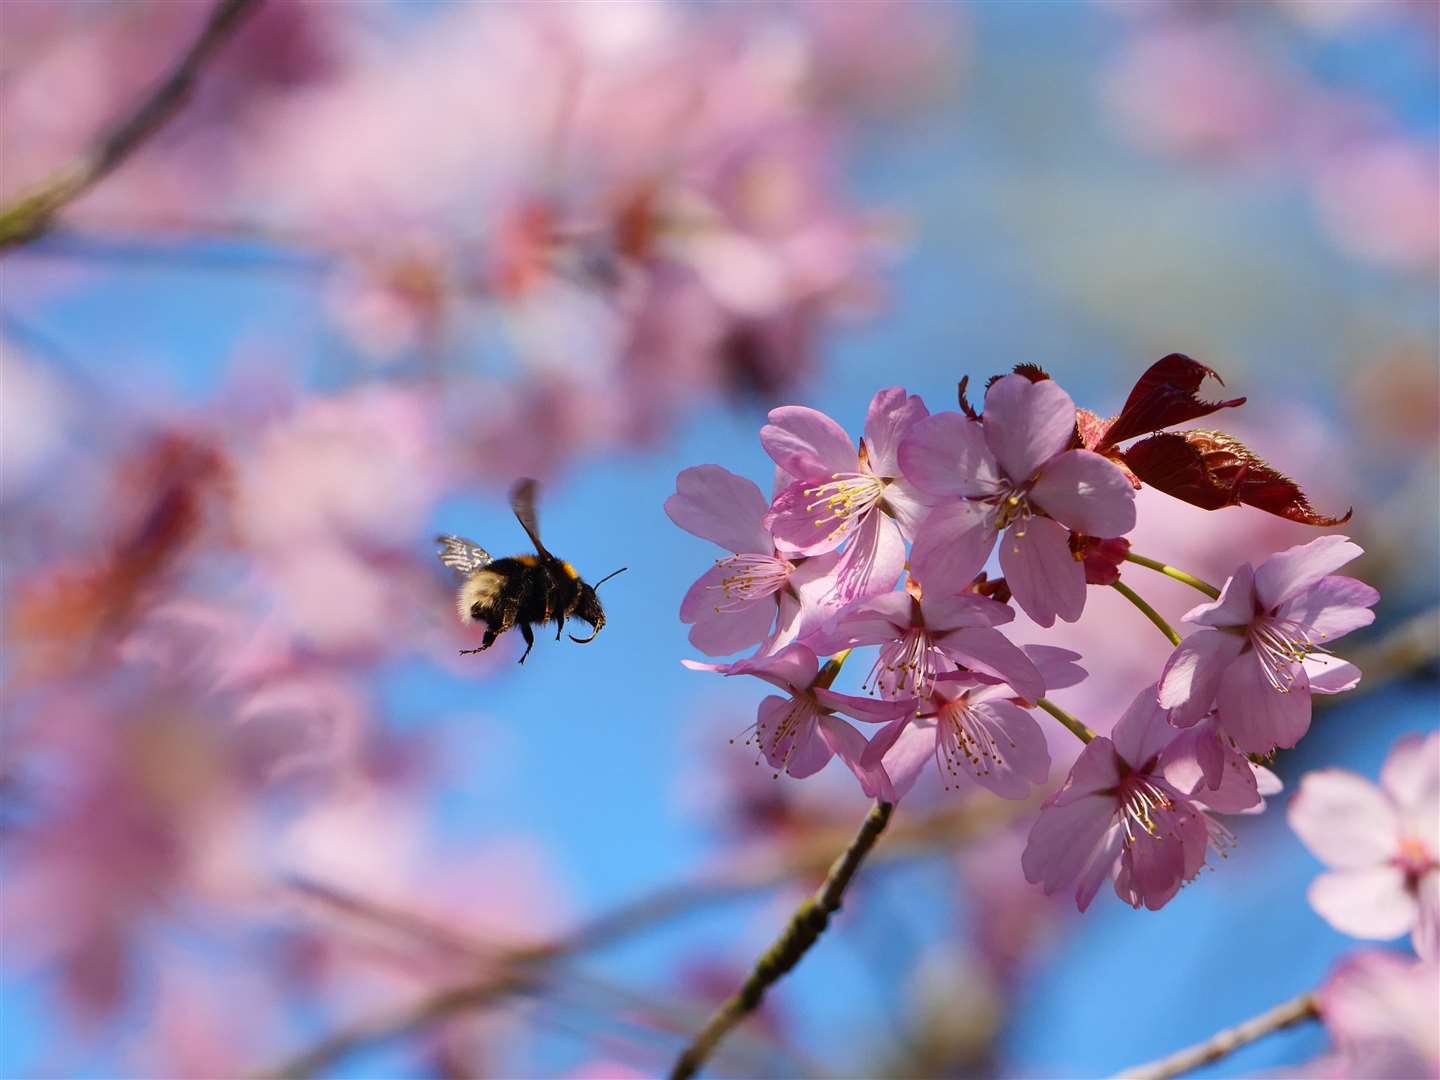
top-left (1123, 552), bottom-right (1221, 599)
top-left (1111, 580), bottom-right (1182, 646)
top-left (1036, 697), bottom-right (1095, 744)
top-left (813, 648), bottom-right (852, 690)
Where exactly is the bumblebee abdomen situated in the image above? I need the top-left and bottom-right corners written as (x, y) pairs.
top-left (458, 568), bottom-right (505, 621)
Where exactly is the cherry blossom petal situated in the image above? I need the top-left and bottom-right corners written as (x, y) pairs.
top-left (1110, 686), bottom-right (1175, 770)
top-left (1320, 951), bottom-right (1440, 1068)
top-left (1022, 644), bottom-right (1087, 691)
top-left (1414, 873), bottom-right (1439, 962)
top-left (1030, 449), bottom-right (1137, 537)
top-left (862, 387), bottom-right (928, 478)
top-left (982, 374), bottom-right (1077, 483)
top-left (816, 714), bottom-right (891, 799)
top-left (1158, 629), bottom-right (1245, 726)
top-left (760, 405), bottom-right (856, 479)
top-left (665, 465), bottom-right (772, 554)
top-left (681, 567), bottom-right (778, 656)
top-left (726, 643), bottom-right (820, 693)
top-left (897, 412), bottom-right (999, 497)
top-left (1304, 655), bottom-right (1362, 695)
top-left (1216, 652), bottom-right (1313, 754)
top-left (1289, 769), bottom-right (1402, 869)
top-left (1022, 791), bottom-right (1118, 896)
top-left (830, 510), bottom-right (907, 607)
top-left (1308, 866), bottom-right (1417, 940)
top-left (934, 627), bottom-right (1044, 702)
top-left (1050, 737), bottom-right (1124, 806)
top-left (879, 476), bottom-right (934, 542)
top-left (1254, 535), bottom-right (1364, 611)
top-left (873, 717), bottom-right (935, 802)
top-left (1381, 733), bottom-right (1440, 850)
top-left (998, 517), bottom-right (1086, 628)
top-left (922, 591), bottom-right (1015, 630)
top-left (766, 479), bottom-right (850, 556)
top-left (1075, 822), bottom-right (1125, 912)
top-left (964, 701), bottom-right (1050, 798)
top-left (766, 590), bottom-right (804, 656)
top-left (1183, 563), bottom-right (1258, 628)
top-left (1276, 575), bottom-right (1378, 640)
top-left (813, 687), bottom-right (914, 725)
top-left (907, 500), bottom-right (998, 598)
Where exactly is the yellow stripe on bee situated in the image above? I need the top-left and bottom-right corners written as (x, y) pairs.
top-left (516, 555), bottom-right (538, 566)
top-left (562, 562), bottom-right (578, 579)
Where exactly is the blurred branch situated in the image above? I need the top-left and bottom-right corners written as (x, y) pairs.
top-left (668, 800), bottom-right (895, 1080)
top-left (1108, 991), bottom-right (1318, 1080)
top-left (0, 0), bottom-right (261, 253)
top-left (267, 796), bottom-right (1026, 1078)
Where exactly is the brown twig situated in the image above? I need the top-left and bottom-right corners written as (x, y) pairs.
top-left (668, 801), bottom-right (895, 1080)
top-left (1108, 991), bottom-right (1319, 1080)
top-left (0, 0), bottom-right (261, 252)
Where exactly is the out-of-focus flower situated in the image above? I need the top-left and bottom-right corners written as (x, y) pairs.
top-left (1158, 534), bottom-right (1377, 754)
top-left (1022, 686), bottom-right (1261, 912)
top-left (1316, 951), bottom-right (1440, 1078)
top-left (665, 464), bottom-right (842, 656)
top-left (684, 643), bottom-right (908, 795)
top-left (810, 587), bottom-right (1041, 702)
top-left (762, 387), bottom-right (928, 595)
top-left (899, 374), bottom-right (1136, 627)
top-left (1289, 732), bottom-right (1440, 960)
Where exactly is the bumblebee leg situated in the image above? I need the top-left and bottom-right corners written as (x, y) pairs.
top-left (555, 613), bottom-right (565, 640)
top-left (459, 627), bottom-right (499, 656)
top-left (518, 622), bottom-right (535, 664)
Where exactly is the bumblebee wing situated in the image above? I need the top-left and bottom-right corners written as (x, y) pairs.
top-left (435, 534), bottom-right (493, 581)
top-left (509, 477), bottom-right (551, 558)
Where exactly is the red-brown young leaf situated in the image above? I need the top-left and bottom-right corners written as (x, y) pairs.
top-left (1123, 430), bottom-right (1351, 526)
top-left (985, 363), bottom-right (1051, 393)
top-left (1098, 354), bottom-right (1246, 449)
top-left (957, 375), bottom-right (979, 420)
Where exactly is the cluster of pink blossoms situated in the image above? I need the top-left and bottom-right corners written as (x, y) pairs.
top-left (670, 357), bottom-right (1383, 914)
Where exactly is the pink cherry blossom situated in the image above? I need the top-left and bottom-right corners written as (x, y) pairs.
top-left (666, 465), bottom-right (852, 656)
top-left (684, 643), bottom-right (909, 797)
top-left (1158, 534), bottom-right (1378, 754)
top-left (1316, 951), bottom-right (1440, 1078)
top-left (1288, 732), bottom-right (1440, 960)
top-left (1022, 686), bottom-right (1264, 912)
top-left (807, 587), bottom-right (1043, 702)
top-left (761, 387), bottom-right (931, 597)
top-left (898, 374), bottom-right (1137, 628)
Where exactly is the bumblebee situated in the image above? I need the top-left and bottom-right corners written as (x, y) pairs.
top-left (436, 478), bottom-right (626, 664)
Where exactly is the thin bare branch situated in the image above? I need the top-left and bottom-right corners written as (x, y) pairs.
top-left (1109, 991), bottom-right (1319, 1080)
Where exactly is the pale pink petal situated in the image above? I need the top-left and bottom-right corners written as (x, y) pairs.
top-left (1276, 575), bottom-right (1378, 640)
top-left (1022, 791), bottom-right (1118, 895)
top-left (1183, 563), bottom-right (1258, 628)
top-left (874, 717), bottom-right (935, 802)
top-left (785, 549), bottom-right (846, 641)
top-left (1380, 731), bottom-right (1440, 812)
top-left (921, 591), bottom-right (1015, 630)
top-left (934, 627), bottom-right (1044, 702)
top-left (665, 465), bottom-right (772, 554)
top-left (681, 567), bottom-right (778, 656)
top-left (1216, 652), bottom-right (1313, 754)
top-left (727, 643), bottom-right (820, 693)
top-left (816, 714), bottom-right (890, 798)
top-left (830, 510), bottom-right (907, 607)
top-left (1320, 950), bottom-right (1440, 1067)
top-left (879, 477), bottom-right (934, 542)
top-left (862, 387), bottom-right (928, 478)
top-left (964, 700), bottom-right (1051, 799)
top-left (1305, 655), bottom-right (1362, 695)
top-left (1023, 644), bottom-right (1087, 691)
top-left (805, 590), bottom-right (911, 653)
top-left (982, 374), bottom-right (1077, 483)
top-left (1413, 872), bottom-right (1439, 962)
top-left (897, 412), bottom-right (999, 497)
top-left (1308, 866), bottom-right (1417, 940)
top-left (766, 479), bottom-right (849, 556)
top-left (908, 500), bottom-right (998, 598)
top-left (1289, 768), bottom-right (1402, 869)
top-left (1050, 737), bottom-right (1124, 806)
top-left (760, 405), bottom-right (856, 479)
top-left (1110, 685), bottom-right (1176, 770)
top-left (1158, 629), bottom-right (1245, 726)
top-left (813, 687), bottom-right (913, 725)
top-left (1075, 822), bottom-right (1125, 912)
top-left (766, 590), bottom-right (804, 656)
top-left (753, 695), bottom-right (828, 779)
top-left (1254, 535), bottom-right (1364, 611)
top-left (1161, 720), bottom-right (1229, 794)
top-left (998, 517), bottom-right (1086, 628)
top-left (1030, 449), bottom-right (1137, 537)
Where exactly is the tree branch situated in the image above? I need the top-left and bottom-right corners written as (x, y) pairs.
top-left (0, 0), bottom-right (262, 252)
top-left (1109, 991), bottom-right (1319, 1080)
top-left (668, 800), bottom-right (895, 1080)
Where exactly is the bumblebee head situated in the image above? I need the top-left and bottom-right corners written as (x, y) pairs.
top-left (569, 566), bottom-right (626, 644)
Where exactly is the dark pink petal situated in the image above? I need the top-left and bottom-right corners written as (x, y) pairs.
top-left (766, 479), bottom-right (849, 556)
top-left (934, 627), bottom-right (1044, 702)
top-left (1308, 867), bottom-right (1417, 939)
top-left (816, 714), bottom-right (891, 798)
top-left (921, 591), bottom-right (1015, 630)
top-left (982, 374), bottom-right (1077, 483)
top-left (1050, 736), bottom-right (1124, 806)
top-left (1277, 575), bottom-right (1379, 640)
top-left (873, 717), bottom-right (934, 802)
top-left (908, 500), bottom-right (998, 599)
top-left (665, 465), bottom-right (772, 554)
top-left (1110, 685), bottom-right (1177, 770)
top-left (964, 700), bottom-right (1051, 799)
top-left (1305, 655), bottom-right (1362, 695)
top-left (862, 387), bottom-right (929, 478)
top-left (681, 567), bottom-right (778, 656)
top-left (1380, 731), bottom-right (1440, 815)
top-left (1254, 535), bottom-right (1364, 611)
top-left (1022, 789), bottom-right (1118, 896)
top-left (814, 687), bottom-right (914, 725)
top-left (1030, 449), bottom-right (1138, 537)
top-left (897, 412), bottom-right (1000, 497)
top-left (1158, 629), bottom-right (1245, 726)
top-left (1116, 804), bottom-right (1203, 910)
top-left (1020, 644), bottom-right (1087, 691)
top-left (829, 510), bottom-right (906, 608)
top-left (1183, 563), bottom-right (1258, 628)
top-left (727, 643), bottom-right (820, 694)
top-left (1215, 652), bottom-right (1312, 754)
top-left (760, 405), bottom-right (856, 479)
top-left (998, 517), bottom-right (1086, 628)
top-left (1289, 768), bottom-right (1402, 869)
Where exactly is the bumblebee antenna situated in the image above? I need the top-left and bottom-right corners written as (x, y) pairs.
top-left (593, 566), bottom-right (628, 589)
